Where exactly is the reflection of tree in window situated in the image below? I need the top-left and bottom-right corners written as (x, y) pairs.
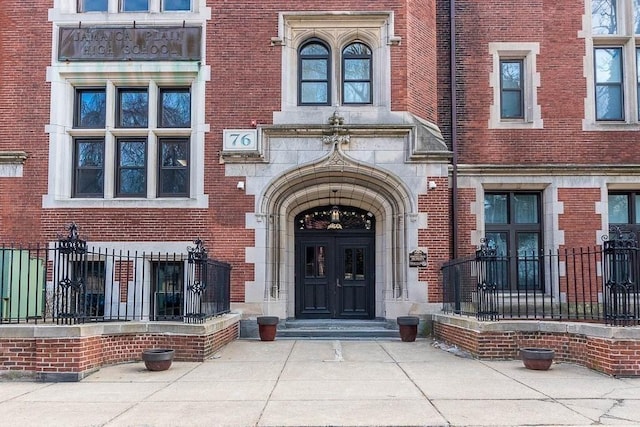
top-left (77, 90), bottom-right (106, 128)
top-left (484, 192), bottom-right (542, 291)
top-left (75, 140), bottom-right (104, 196)
top-left (595, 48), bottom-right (623, 120)
top-left (119, 89), bottom-right (148, 128)
top-left (299, 41), bottom-right (330, 105)
top-left (159, 139), bottom-right (188, 196)
top-left (342, 42), bottom-right (372, 104)
top-left (118, 140), bottom-right (146, 196)
top-left (160, 89), bottom-right (190, 128)
top-left (500, 60), bottom-right (523, 118)
top-left (592, 0), bottom-right (617, 34)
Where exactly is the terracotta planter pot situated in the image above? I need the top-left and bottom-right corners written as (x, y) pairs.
top-left (397, 316), bottom-right (419, 342)
top-left (257, 316), bottom-right (279, 341)
top-left (141, 348), bottom-right (175, 371)
top-left (520, 348), bottom-right (554, 371)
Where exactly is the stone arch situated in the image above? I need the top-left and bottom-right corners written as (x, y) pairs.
top-left (257, 145), bottom-right (416, 318)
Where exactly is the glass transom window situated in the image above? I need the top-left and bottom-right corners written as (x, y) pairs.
top-left (121, 0), bottom-right (148, 12)
top-left (163, 0), bottom-right (191, 11)
top-left (79, 0), bottom-right (108, 12)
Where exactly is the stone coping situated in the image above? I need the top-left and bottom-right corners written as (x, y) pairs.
top-left (432, 313), bottom-right (640, 340)
top-left (0, 312), bottom-right (242, 339)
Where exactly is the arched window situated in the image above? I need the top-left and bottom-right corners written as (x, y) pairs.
top-left (342, 42), bottom-right (372, 104)
top-left (298, 40), bottom-right (331, 105)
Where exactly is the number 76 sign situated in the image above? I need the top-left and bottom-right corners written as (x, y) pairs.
top-left (223, 129), bottom-right (258, 152)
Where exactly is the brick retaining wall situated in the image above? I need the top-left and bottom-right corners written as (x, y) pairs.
top-left (433, 314), bottom-right (640, 377)
top-left (0, 313), bottom-right (240, 381)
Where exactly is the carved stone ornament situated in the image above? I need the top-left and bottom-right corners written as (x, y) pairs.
top-left (322, 111), bottom-right (351, 146)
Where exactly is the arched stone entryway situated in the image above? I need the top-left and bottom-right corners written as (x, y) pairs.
top-left (256, 144), bottom-right (416, 319)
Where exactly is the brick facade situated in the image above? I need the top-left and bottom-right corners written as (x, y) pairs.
top-left (0, 0), bottom-right (639, 375)
top-left (0, 314), bottom-right (240, 381)
top-left (433, 315), bottom-right (640, 377)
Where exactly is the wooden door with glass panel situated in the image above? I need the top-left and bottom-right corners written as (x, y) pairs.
top-left (294, 206), bottom-right (375, 319)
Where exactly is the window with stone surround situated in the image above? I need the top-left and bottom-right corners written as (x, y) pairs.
top-left (609, 191), bottom-right (640, 230)
top-left (78, 0), bottom-right (191, 12)
top-left (272, 11), bottom-right (399, 123)
top-left (72, 84), bottom-right (191, 199)
top-left (584, 0), bottom-right (640, 130)
top-left (297, 39), bottom-right (373, 106)
top-left (489, 42), bottom-right (542, 129)
top-left (46, 1), bottom-right (209, 208)
top-left (484, 192), bottom-right (543, 291)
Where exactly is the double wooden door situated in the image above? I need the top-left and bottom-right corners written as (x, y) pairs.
top-left (295, 232), bottom-right (375, 319)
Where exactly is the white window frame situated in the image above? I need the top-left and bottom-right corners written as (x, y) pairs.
top-left (488, 42), bottom-right (543, 129)
top-left (583, 0), bottom-right (640, 130)
top-left (64, 0), bottom-right (196, 13)
top-left (70, 81), bottom-right (193, 199)
top-left (46, 0), bottom-right (211, 209)
top-left (272, 11), bottom-right (400, 125)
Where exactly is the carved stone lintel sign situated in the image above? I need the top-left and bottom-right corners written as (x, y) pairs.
top-left (409, 249), bottom-right (427, 267)
top-left (58, 27), bottom-right (202, 62)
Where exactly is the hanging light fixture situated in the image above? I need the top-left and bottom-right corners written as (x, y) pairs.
top-left (328, 205), bottom-right (342, 229)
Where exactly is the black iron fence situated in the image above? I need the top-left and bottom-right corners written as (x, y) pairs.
top-left (0, 227), bottom-right (231, 325)
top-left (442, 236), bottom-right (640, 326)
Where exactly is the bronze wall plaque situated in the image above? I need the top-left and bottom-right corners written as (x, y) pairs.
top-left (58, 27), bottom-right (202, 62)
top-left (408, 249), bottom-right (427, 267)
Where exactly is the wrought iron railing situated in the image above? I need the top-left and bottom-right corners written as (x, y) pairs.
top-left (0, 226), bottom-right (231, 325)
top-left (442, 236), bottom-right (640, 326)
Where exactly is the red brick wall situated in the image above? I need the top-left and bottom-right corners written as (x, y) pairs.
top-left (558, 188), bottom-right (601, 249)
top-left (0, 321), bottom-right (239, 379)
top-left (0, 338), bottom-right (37, 371)
top-left (0, 2), bottom-right (51, 243)
top-left (434, 321), bottom-right (640, 377)
top-left (451, 0), bottom-right (639, 165)
top-left (406, 0), bottom-right (438, 123)
top-left (418, 177), bottom-right (451, 302)
top-left (3, 0), bottom-right (426, 307)
top-left (454, 187), bottom-right (478, 257)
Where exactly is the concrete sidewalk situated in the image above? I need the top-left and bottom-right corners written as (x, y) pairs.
top-left (1, 338), bottom-right (639, 426)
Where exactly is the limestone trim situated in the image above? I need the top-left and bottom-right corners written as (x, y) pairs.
top-left (488, 42), bottom-right (543, 129)
top-left (255, 143), bottom-right (419, 318)
top-left (581, 0), bottom-right (640, 130)
top-left (272, 11), bottom-right (397, 124)
top-left (0, 151), bottom-right (28, 178)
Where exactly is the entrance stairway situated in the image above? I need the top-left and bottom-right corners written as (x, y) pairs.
top-left (275, 319), bottom-right (401, 340)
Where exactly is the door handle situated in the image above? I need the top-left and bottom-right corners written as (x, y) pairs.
top-left (336, 278), bottom-right (342, 288)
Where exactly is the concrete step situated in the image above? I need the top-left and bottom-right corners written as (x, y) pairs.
top-left (276, 319), bottom-right (400, 340)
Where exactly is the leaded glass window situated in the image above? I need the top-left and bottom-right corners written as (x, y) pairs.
top-left (484, 192), bottom-right (542, 291)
